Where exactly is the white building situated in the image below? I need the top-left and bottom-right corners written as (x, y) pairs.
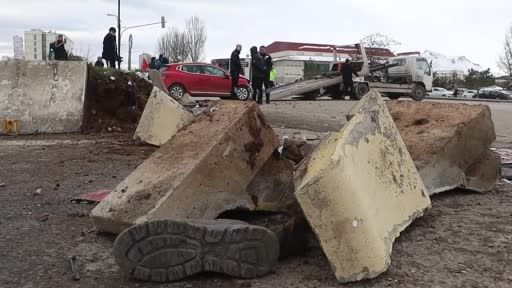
top-left (24, 29), bottom-right (74, 61)
top-left (13, 35), bottom-right (24, 59)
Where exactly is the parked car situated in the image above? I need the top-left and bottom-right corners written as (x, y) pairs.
top-left (462, 90), bottom-right (477, 98)
top-left (162, 63), bottom-right (251, 100)
top-left (427, 87), bottom-right (452, 97)
top-left (475, 89), bottom-right (512, 100)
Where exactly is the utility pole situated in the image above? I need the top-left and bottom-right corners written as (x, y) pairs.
top-left (117, 0), bottom-right (121, 69)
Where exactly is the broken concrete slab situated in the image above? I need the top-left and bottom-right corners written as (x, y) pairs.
top-left (281, 138), bottom-right (314, 165)
top-left (0, 60), bottom-right (87, 134)
top-left (148, 69), bottom-right (169, 94)
top-left (386, 101), bottom-right (499, 195)
top-left (295, 90), bottom-right (431, 283)
top-left (149, 69), bottom-right (197, 107)
top-left (91, 101), bottom-right (279, 234)
top-left (133, 87), bottom-right (193, 146)
top-left (246, 155), bottom-right (296, 212)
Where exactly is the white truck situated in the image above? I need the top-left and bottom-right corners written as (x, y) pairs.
top-left (268, 44), bottom-right (433, 101)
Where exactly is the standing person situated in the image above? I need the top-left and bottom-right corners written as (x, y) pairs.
top-left (250, 46), bottom-right (266, 104)
top-left (94, 57), bottom-right (105, 68)
top-left (269, 67), bottom-right (277, 88)
top-left (229, 44), bottom-right (242, 98)
top-left (342, 58), bottom-right (358, 96)
top-left (53, 35), bottom-right (68, 61)
top-left (102, 27), bottom-right (118, 68)
top-left (259, 46), bottom-right (273, 103)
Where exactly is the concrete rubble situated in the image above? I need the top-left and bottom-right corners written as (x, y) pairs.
top-left (133, 87), bottom-right (193, 146)
top-left (295, 90), bottom-right (431, 283)
top-left (386, 101), bottom-right (500, 195)
top-left (91, 101), bottom-right (279, 234)
top-left (0, 60), bottom-right (87, 134)
top-left (149, 69), bottom-right (197, 107)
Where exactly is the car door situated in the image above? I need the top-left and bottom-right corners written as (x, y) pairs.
top-left (179, 64), bottom-right (206, 95)
top-left (201, 65), bottom-right (231, 96)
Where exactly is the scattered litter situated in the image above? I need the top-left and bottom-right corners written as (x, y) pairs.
top-left (128, 81), bottom-right (132, 86)
top-left (72, 190), bottom-right (112, 204)
top-left (36, 214), bottom-right (49, 222)
top-left (110, 76), bottom-right (116, 81)
top-left (210, 107), bottom-right (219, 113)
top-left (0, 183), bottom-right (6, 188)
top-left (33, 188), bottom-right (42, 196)
top-left (69, 255), bottom-right (81, 281)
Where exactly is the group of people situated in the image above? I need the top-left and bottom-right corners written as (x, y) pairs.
top-left (230, 44), bottom-right (276, 104)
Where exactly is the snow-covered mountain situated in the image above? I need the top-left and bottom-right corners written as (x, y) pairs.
top-left (421, 50), bottom-right (483, 72)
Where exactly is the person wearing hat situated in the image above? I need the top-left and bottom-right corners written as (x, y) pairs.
top-left (102, 27), bottom-right (119, 68)
top-left (229, 44), bottom-right (243, 98)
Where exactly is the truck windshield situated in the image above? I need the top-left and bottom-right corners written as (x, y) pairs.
top-left (416, 60), bottom-right (430, 72)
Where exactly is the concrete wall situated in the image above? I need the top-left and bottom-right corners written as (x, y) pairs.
top-left (0, 60), bottom-right (87, 134)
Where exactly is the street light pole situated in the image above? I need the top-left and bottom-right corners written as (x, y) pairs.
top-left (117, 0), bottom-right (121, 69)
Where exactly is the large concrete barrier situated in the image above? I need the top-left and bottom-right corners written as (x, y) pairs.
top-left (296, 90), bottom-right (431, 282)
top-left (0, 60), bottom-right (87, 134)
top-left (92, 101), bottom-right (279, 234)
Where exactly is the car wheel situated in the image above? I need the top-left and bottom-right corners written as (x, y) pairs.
top-left (411, 84), bottom-right (426, 101)
top-left (169, 84), bottom-right (185, 100)
top-left (236, 86), bottom-right (249, 101)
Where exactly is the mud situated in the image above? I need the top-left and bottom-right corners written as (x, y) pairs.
top-left (81, 66), bottom-right (154, 134)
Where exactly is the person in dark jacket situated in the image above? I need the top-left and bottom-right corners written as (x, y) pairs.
top-left (102, 27), bottom-right (118, 68)
top-left (53, 35), bottom-right (68, 61)
top-left (250, 46), bottom-right (266, 104)
top-left (94, 57), bottom-right (105, 68)
top-left (342, 58), bottom-right (359, 96)
top-left (229, 44), bottom-right (242, 98)
top-left (259, 46), bottom-right (273, 103)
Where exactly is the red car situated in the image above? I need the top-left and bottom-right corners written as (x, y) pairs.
top-left (161, 63), bottom-right (251, 100)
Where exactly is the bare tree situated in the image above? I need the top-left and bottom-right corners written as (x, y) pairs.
top-left (158, 27), bottom-right (190, 63)
top-left (360, 33), bottom-right (401, 49)
top-left (185, 16), bottom-right (207, 62)
top-left (498, 26), bottom-right (512, 77)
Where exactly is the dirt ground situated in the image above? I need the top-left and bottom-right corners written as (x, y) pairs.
top-left (1, 100), bottom-right (512, 288)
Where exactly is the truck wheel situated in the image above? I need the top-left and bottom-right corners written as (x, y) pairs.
top-left (352, 83), bottom-right (369, 100)
top-left (411, 84), bottom-right (426, 101)
top-left (388, 94), bottom-right (401, 100)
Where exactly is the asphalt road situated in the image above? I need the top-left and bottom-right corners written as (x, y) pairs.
top-left (261, 98), bottom-right (512, 143)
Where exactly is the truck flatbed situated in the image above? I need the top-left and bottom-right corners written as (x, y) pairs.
top-left (268, 75), bottom-right (343, 100)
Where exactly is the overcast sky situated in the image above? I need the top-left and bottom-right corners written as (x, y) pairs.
top-left (0, 0), bottom-right (511, 73)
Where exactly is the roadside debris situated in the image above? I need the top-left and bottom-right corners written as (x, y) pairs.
top-left (69, 255), bottom-right (81, 281)
top-left (72, 190), bottom-right (112, 204)
top-left (0, 183), bottom-right (6, 188)
top-left (112, 219), bottom-right (279, 282)
top-left (91, 101), bottom-right (279, 234)
top-left (133, 87), bottom-right (193, 146)
top-left (386, 101), bottom-right (500, 195)
top-left (296, 90), bottom-right (431, 282)
top-left (33, 188), bottom-right (42, 196)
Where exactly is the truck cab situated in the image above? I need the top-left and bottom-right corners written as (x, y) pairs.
top-left (387, 56), bottom-right (433, 92)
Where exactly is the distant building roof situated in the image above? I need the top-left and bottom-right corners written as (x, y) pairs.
top-left (265, 41), bottom-right (395, 58)
top-left (396, 51), bottom-right (421, 56)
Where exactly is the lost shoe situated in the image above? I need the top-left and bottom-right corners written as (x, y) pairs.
top-left (113, 219), bottom-right (280, 283)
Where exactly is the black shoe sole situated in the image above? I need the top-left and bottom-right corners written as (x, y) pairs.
top-left (113, 219), bottom-right (280, 282)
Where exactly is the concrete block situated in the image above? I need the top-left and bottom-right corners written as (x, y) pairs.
top-left (91, 101), bottom-right (279, 234)
top-left (295, 90), bottom-right (431, 283)
top-left (387, 101), bottom-right (498, 195)
top-left (133, 87), bottom-right (193, 146)
top-left (246, 155), bottom-right (296, 212)
top-left (0, 60), bottom-right (87, 134)
top-left (148, 69), bottom-right (169, 94)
